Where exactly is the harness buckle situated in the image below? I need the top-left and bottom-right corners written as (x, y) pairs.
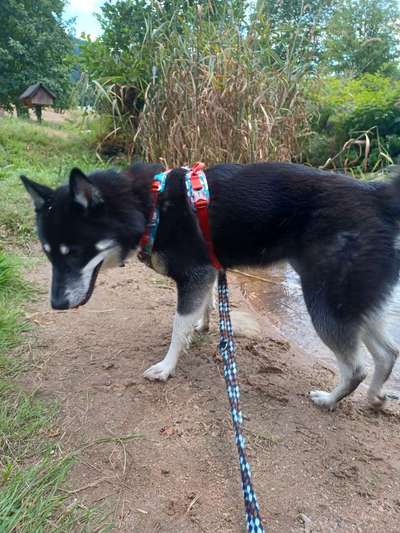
top-left (191, 175), bottom-right (203, 190)
top-left (194, 197), bottom-right (208, 209)
top-left (151, 181), bottom-right (161, 193)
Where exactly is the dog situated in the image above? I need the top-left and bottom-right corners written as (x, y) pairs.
top-left (21, 161), bottom-right (400, 410)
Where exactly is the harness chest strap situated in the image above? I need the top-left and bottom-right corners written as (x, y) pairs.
top-left (185, 162), bottom-right (222, 270)
top-left (138, 163), bottom-right (222, 270)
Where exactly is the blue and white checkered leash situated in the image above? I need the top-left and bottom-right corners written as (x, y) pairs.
top-left (140, 167), bottom-right (265, 530)
top-left (218, 270), bottom-right (265, 532)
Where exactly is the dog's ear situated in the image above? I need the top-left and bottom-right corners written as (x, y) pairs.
top-left (69, 168), bottom-right (103, 209)
top-left (20, 175), bottom-right (53, 211)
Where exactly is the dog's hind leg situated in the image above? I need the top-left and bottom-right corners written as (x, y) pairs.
top-left (309, 348), bottom-right (366, 410)
top-left (302, 283), bottom-right (367, 410)
top-left (363, 317), bottom-right (398, 408)
top-left (300, 226), bottom-right (400, 409)
top-left (143, 267), bottom-right (217, 381)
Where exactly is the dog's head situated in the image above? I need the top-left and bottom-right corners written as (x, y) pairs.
top-left (21, 166), bottom-right (154, 309)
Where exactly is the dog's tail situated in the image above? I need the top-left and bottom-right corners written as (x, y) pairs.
top-left (372, 165), bottom-right (400, 218)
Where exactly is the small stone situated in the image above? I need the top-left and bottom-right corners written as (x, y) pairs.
top-left (298, 513), bottom-right (312, 533)
top-left (122, 379), bottom-right (138, 387)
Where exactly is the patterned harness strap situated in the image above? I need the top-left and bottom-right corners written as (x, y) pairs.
top-left (185, 162), bottom-right (222, 270)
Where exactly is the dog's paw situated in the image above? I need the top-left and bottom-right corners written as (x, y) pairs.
top-left (143, 361), bottom-right (176, 381)
top-left (309, 390), bottom-right (337, 411)
top-left (367, 392), bottom-right (387, 410)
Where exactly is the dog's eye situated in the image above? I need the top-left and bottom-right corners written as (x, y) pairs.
top-left (58, 244), bottom-right (81, 257)
top-left (59, 244), bottom-right (71, 256)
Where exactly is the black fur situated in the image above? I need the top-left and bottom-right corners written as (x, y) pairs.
top-left (21, 161), bottom-right (400, 406)
top-left (156, 163), bottom-right (400, 330)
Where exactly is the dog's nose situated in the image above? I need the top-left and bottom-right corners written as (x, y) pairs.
top-left (51, 297), bottom-right (70, 310)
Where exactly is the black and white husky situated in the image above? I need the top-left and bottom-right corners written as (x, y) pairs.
top-left (21, 162), bottom-right (400, 410)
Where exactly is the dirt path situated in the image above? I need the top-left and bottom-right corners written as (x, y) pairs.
top-left (24, 259), bottom-right (400, 532)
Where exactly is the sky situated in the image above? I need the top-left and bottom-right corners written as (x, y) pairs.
top-left (64, 0), bottom-right (105, 39)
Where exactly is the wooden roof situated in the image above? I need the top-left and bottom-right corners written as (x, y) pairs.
top-left (19, 83), bottom-right (56, 101)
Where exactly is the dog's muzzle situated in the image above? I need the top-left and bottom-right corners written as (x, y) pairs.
top-left (51, 261), bottom-right (103, 310)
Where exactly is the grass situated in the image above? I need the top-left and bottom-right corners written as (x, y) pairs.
top-left (0, 115), bottom-right (106, 248)
top-left (0, 252), bottom-right (108, 531)
top-left (0, 115), bottom-right (114, 531)
top-left (0, 253), bottom-right (34, 358)
top-left (0, 457), bottom-right (110, 532)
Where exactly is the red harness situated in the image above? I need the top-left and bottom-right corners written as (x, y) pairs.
top-left (138, 163), bottom-right (222, 270)
top-left (187, 162), bottom-right (222, 270)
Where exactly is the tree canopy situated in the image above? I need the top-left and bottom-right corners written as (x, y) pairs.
top-left (0, 0), bottom-right (73, 112)
top-left (323, 0), bottom-right (400, 76)
top-left (79, 0), bottom-right (400, 83)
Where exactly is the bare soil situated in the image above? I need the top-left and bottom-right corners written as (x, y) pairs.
top-left (24, 259), bottom-right (400, 532)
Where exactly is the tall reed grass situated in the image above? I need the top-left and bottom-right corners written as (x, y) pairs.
top-left (91, 6), bottom-right (311, 165)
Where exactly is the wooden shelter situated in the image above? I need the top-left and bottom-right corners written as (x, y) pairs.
top-left (19, 83), bottom-right (56, 122)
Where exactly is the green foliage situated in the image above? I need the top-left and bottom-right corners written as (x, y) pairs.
top-left (79, 0), bottom-right (234, 88)
top-left (323, 0), bottom-right (400, 76)
top-left (255, 0), bottom-right (335, 70)
top-left (252, 0), bottom-right (400, 77)
top-left (0, 116), bottom-right (106, 246)
top-left (78, 0), bottom-right (157, 85)
top-left (0, 0), bottom-right (73, 112)
top-left (316, 74), bottom-right (400, 109)
top-left (308, 74), bottom-right (400, 169)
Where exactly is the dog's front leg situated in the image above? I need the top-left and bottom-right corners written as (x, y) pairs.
top-left (195, 279), bottom-right (216, 333)
top-left (143, 267), bottom-right (216, 381)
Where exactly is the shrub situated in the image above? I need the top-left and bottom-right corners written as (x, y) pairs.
top-left (309, 74), bottom-right (400, 169)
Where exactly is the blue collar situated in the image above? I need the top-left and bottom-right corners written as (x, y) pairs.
top-left (137, 170), bottom-right (170, 266)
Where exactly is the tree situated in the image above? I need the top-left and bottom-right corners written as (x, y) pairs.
top-left (254, 0), bottom-right (336, 70)
top-left (79, 0), bottom-right (243, 86)
top-left (323, 0), bottom-right (400, 76)
top-left (0, 0), bottom-right (73, 113)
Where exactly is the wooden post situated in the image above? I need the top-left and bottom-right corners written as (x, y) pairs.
top-left (34, 105), bottom-right (42, 123)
